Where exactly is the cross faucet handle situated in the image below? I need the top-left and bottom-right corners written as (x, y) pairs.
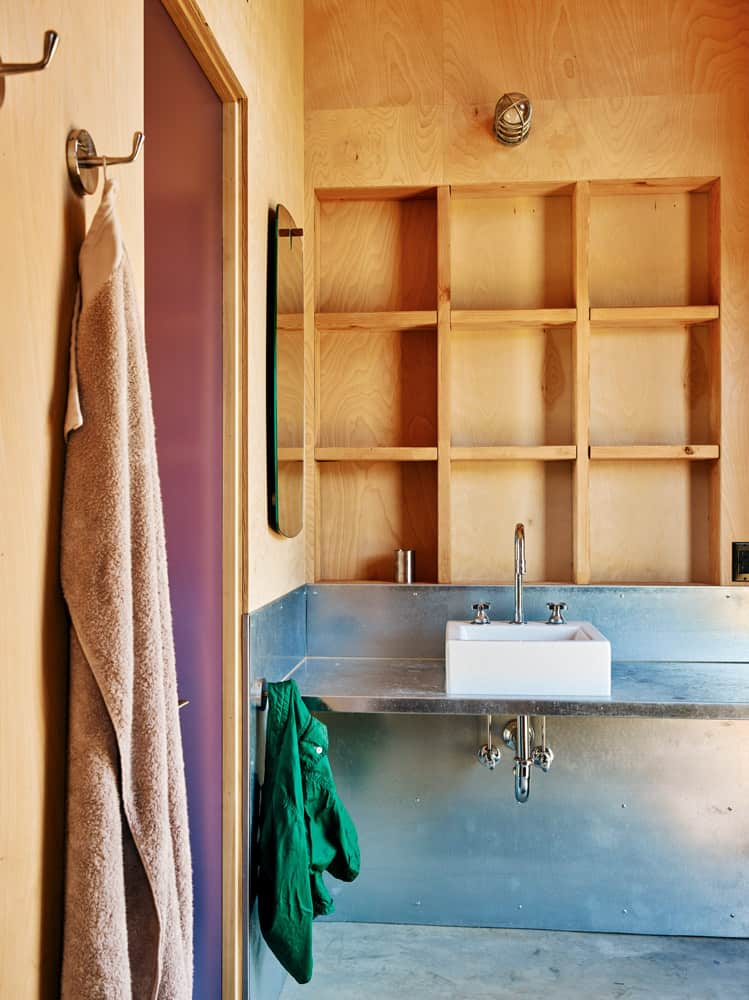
top-left (546, 602), bottom-right (567, 624)
top-left (471, 602), bottom-right (491, 624)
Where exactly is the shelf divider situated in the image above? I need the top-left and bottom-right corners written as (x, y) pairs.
top-left (311, 194), bottom-right (323, 581)
top-left (315, 310), bottom-right (437, 331)
top-left (590, 305), bottom-right (719, 327)
top-left (573, 181), bottom-right (592, 584)
top-left (437, 185), bottom-right (452, 582)
top-left (590, 445), bottom-right (720, 461)
top-left (451, 308), bottom-right (576, 330)
top-left (707, 181), bottom-right (723, 583)
top-left (450, 446), bottom-right (577, 461)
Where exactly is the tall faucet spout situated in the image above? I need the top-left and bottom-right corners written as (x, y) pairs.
top-left (512, 523), bottom-right (526, 624)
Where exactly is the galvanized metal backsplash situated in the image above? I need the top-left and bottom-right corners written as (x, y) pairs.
top-left (307, 584), bottom-right (749, 662)
top-left (247, 583), bottom-right (749, 958)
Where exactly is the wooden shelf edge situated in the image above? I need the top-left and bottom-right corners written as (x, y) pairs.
top-left (315, 185), bottom-right (437, 202)
top-left (590, 305), bottom-right (719, 327)
top-left (590, 176), bottom-right (718, 196)
top-left (451, 445), bottom-right (577, 461)
top-left (451, 308), bottom-right (577, 330)
top-left (589, 445), bottom-right (720, 460)
top-left (316, 310), bottom-right (438, 331)
top-left (277, 313), bottom-right (304, 332)
top-left (452, 180), bottom-right (576, 199)
top-left (277, 447), bottom-right (304, 461)
top-left (315, 578), bottom-right (439, 585)
top-left (315, 447), bottom-right (438, 462)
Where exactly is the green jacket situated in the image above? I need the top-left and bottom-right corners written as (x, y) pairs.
top-left (258, 679), bottom-right (360, 984)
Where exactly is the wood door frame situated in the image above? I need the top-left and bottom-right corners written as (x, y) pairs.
top-left (157, 2), bottom-right (248, 996)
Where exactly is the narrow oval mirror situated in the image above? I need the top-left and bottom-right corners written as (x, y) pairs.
top-left (267, 204), bottom-right (304, 537)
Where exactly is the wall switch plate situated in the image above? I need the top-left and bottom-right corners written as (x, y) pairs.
top-left (732, 542), bottom-right (749, 582)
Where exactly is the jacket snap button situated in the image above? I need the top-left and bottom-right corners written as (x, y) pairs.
top-left (315, 746), bottom-right (323, 754)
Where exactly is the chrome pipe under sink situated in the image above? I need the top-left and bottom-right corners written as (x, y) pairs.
top-left (514, 714), bottom-right (532, 803)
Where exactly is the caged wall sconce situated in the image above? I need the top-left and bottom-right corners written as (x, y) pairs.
top-left (494, 92), bottom-right (532, 145)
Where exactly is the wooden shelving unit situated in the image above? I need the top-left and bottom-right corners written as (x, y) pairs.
top-left (311, 178), bottom-right (721, 585)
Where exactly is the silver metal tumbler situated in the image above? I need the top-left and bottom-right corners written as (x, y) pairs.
top-left (394, 549), bottom-right (415, 584)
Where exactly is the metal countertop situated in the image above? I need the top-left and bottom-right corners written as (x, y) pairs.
top-left (287, 657), bottom-right (749, 718)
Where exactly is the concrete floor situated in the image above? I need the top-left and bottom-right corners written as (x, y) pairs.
top-left (280, 923), bottom-right (749, 999)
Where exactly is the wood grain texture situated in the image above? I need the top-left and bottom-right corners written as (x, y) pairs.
top-left (316, 447), bottom-right (438, 461)
top-left (199, 0), bottom-right (306, 615)
top-left (450, 194), bottom-right (573, 309)
top-left (218, 95), bottom-right (246, 1000)
top-left (306, 0), bottom-right (748, 588)
top-left (590, 325), bottom-right (714, 446)
top-left (277, 326), bottom-right (305, 447)
top-left (451, 326), bottom-right (573, 447)
top-left (590, 445), bottom-right (720, 460)
top-left (316, 310), bottom-right (437, 330)
top-left (318, 197), bottom-right (437, 311)
top-left (591, 177), bottom-right (718, 196)
top-left (590, 305), bottom-right (719, 326)
top-left (0, 4), bottom-right (144, 996)
top-left (451, 446), bottom-right (577, 461)
top-left (437, 185), bottom-right (452, 582)
top-left (590, 461), bottom-right (713, 583)
top-left (318, 461), bottom-right (438, 581)
top-left (590, 190), bottom-right (711, 308)
top-left (441, 0), bottom-right (749, 105)
top-left (305, 104), bottom-right (444, 190)
top-left (305, 194), bottom-right (320, 581)
top-left (277, 312), bottom-right (305, 331)
top-left (707, 181), bottom-right (722, 582)
top-left (572, 180), bottom-right (591, 583)
top-left (318, 327), bottom-right (437, 447)
top-left (305, 0), bottom-right (443, 111)
top-left (451, 308), bottom-right (576, 329)
top-left (451, 461), bottom-right (574, 582)
top-left (445, 94), bottom-right (721, 185)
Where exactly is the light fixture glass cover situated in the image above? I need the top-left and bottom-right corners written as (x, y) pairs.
top-left (494, 92), bottom-right (532, 145)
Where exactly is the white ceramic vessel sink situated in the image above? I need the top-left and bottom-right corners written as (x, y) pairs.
top-left (445, 620), bottom-right (611, 697)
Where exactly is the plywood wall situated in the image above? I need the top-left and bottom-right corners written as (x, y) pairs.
top-left (305, 0), bottom-right (749, 583)
top-left (0, 5), bottom-right (144, 996)
top-left (0, 1), bottom-right (303, 996)
top-left (198, 0), bottom-right (306, 613)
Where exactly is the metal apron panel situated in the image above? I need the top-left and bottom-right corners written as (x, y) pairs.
top-left (321, 712), bottom-right (749, 938)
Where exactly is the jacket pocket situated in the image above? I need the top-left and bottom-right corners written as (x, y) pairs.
top-left (298, 714), bottom-right (329, 772)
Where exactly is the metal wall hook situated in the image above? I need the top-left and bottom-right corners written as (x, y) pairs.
top-left (0, 29), bottom-right (59, 77)
top-left (250, 677), bottom-right (268, 711)
top-left (67, 128), bottom-right (145, 196)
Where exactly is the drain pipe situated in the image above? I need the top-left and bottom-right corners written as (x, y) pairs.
top-left (513, 714), bottom-right (532, 803)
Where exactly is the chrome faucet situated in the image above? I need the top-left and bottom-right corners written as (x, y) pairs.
top-left (511, 523), bottom-right (526, 624)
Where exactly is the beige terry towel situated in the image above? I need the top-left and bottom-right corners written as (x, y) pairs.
top-left (61, 179), bottom-right (193, 999)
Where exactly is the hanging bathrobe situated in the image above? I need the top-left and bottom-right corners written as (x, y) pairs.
top-left (60, 179), bottom-right (193, 999)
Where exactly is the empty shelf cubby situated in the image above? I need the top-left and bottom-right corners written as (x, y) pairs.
top-left (589, 179), bottom-right (718, 308)
top-left (317, 460), bottom-right (438, 583)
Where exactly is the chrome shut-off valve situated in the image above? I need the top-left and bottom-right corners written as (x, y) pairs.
top-left (532, 745), bottom-right (554, 772)
top-left (532, 714), bottom-right (554, 772)
top-left (477, 715), bottom-right (501, 768)
top-left (477, 744), bottom-right (501, 769)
